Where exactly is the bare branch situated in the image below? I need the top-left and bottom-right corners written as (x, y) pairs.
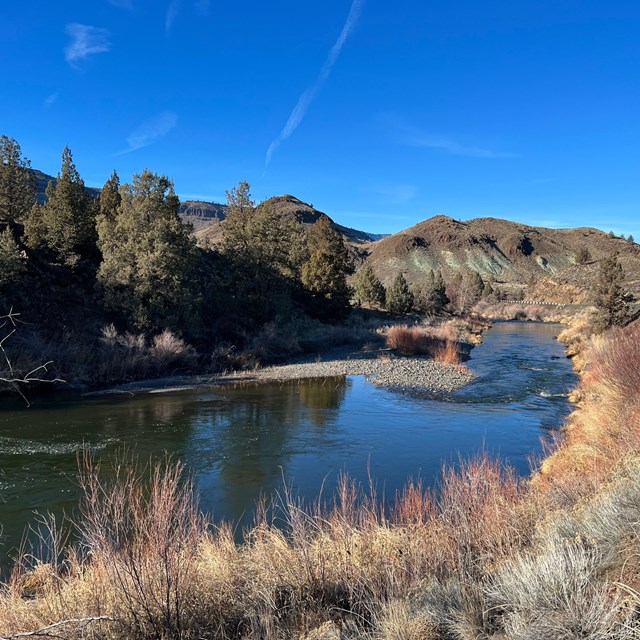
top-left (0, 616), bottom-right (113, 639)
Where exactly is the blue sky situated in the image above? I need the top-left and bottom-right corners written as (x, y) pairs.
top-left (2, 1), bottom-right (640, 237)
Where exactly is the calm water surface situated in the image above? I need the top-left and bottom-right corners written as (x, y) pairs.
top-left (0, 322), bottom-right (576, 562)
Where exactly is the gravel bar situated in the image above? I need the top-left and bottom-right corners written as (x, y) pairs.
top-left (226, 350), bottom-right (476, 395)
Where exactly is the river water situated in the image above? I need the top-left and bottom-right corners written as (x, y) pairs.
top-left (0, 322), bottom-right (576, 564)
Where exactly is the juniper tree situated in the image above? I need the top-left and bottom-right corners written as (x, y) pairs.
top-left (97, 170), bottom-right (198, 335)
top-left (386, 273), bottom-right (414, 314)
top-left (591, 252), bottom-right (634, 333)
top-left (0, 228), bottom-right (24, 290)
top-left (301, 215), bottom-right (353, 321)
top-left (222, 184), bottom-right (307, 324)
top-left (0, 135), bottom-right (36, 224)
top-left (353, 263), bottom-right (385, 308)
top-left (25, 146), bottom-right (96, 266)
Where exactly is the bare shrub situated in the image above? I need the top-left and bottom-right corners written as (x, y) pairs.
top-left (76, 453), bottom-right (206, 639)
top-left (149, 329), bottom-right (197, 375)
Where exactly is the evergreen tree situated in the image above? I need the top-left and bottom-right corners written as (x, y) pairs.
top-left (0, 135), bottom-right (36, 224)
top-left (353, 263), bottom-right (385, 308)
top-left (222, 180), bottom-right (255, 256)
top-left (301, 215), bottom-right (353, 320)
top-left (386, 273), bottom-right (414, 314)
top-left (97, 170), bottom-right (198, 334)
top-left (222, 184), bottom-right (307, 324)
top-left (95, 170), bottom-right (122, 262)
top-left (0, 228), bottom-right (24, 290)
top-left (25, 146), bottom-right (96, 266)
top-left (591, 252), bottom-right (634, 333)
top-left (628, 235), bottom-right (635, 244)
top-left (426, 270), bottom-right (449, 313)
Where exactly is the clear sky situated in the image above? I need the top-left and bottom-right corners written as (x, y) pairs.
top-left (2, 1), bottom-right (640, 237)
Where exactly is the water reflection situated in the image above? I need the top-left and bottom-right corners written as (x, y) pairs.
top-left (184, 377), bottom-right (348, 525)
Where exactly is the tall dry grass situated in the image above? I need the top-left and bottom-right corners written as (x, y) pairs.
top-left (0, 455), bottom-right (535, 640)
top-left (538, 321), bottom-right (640, 498)
top-left (384, 324), bottom-right (462, 363)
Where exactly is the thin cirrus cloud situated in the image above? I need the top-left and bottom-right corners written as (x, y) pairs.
top-left (117, 111), bottom-right (178, 155)
top-left (43, 92), bottom-right (59, 109)
top-left (65, 24), bottom-right (111, 66)
top-left (373, 183), bottom-right (417, 204)
top-left (390, 120), bottom-right (516, 159)
top-left (165, 0), bottom-right (181, 34)
top-left (265, 0), bottom-right (365, 167)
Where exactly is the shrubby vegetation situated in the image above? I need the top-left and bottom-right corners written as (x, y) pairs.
top-left (0, 136), bottom-right (360, 387)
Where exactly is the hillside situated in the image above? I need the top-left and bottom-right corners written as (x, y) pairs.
top-left (363, 214), bottom-right (640, 299)
top-left (194, 194), bottom-right (383, 248)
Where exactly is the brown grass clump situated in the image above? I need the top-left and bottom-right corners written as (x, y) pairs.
top-left (385, 324), bottom-right (431, 355)
top-left (385, 324), bottom-right (463, 363)
top-left (430, 340), bottom-right (461, 365)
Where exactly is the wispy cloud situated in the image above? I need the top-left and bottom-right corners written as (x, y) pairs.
top-left (43, 92), bottom-right (59, 109)
top-left (373, 183), bottom-right (417, 204)
top-left (194, 0), bottom-right (210, 14)
top-left (118, 111), bottom-right (178, 154)
top-left (265, 0), bottom-right (365, 167)
top-left (389, 119), bottom-right (516, 159)
top-left (165, 0), bottom-right (181, 34)
top-left (108, 0), bottom-right (134, 9)
top-left (65, 24), bottom-right (111, 66)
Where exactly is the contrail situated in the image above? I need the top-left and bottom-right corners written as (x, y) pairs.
top-left (265, 0), bottom-right (364, 167)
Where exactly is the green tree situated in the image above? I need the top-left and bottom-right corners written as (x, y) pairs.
top-left (0, 135), bottom-right (36, 224)
top-left (25, 146), bottom-right (96, 266)
top-left (301, 215), bottom-right (353, 320)
top-left (628, 235), bottom-right (635, 244)
top-left (353, 263), bottom-right (385, 308)
top-left (222, 185), bottom-right (307, 324)
top-left (221, 180), bottom-right (256, 256)
top-left (0, 228), bottom-right (25, 290)
top-left (95, 170), bottom-right (122, 262)
top-left (591, 252), bottom-right (634, 333)
top-left (97, 170), bottom-right (198, 334)
top-left (386, 273), bottom-right (414, 314)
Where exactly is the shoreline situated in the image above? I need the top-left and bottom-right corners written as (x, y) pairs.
top-left (83, 345), bottom-right (477, 398)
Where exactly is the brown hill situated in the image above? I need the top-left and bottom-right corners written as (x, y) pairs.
top-left (364, 215), bottom-right (640, 299)
top-left (194, 194), bottom-right (383, 248)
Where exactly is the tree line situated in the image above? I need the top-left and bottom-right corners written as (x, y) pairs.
top-left (0, 136), bottom-right (357, 352)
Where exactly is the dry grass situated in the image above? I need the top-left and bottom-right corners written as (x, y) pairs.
top-left (384, 323), bottom-right (463, 363)
top-left (537, 321), bottom-right (640, 498)
top-left (385, 324), bottom-right (431, 355)
top-left (0, 455), bottom-right (534, 640)
top-left (4, 317), bottom-right (640, 639)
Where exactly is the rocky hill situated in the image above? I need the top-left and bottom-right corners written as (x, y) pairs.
top-left (194, 194), bottom-right (384, 248)
top-left (363, 215), bottom-right (640, 299)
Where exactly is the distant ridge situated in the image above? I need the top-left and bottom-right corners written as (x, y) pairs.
top-left (364, 214), bottom-right (640, 301)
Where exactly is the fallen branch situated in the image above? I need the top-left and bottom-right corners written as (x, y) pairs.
top-left (0, 615), bottom-right (113, 639)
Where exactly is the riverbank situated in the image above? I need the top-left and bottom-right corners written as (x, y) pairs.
top-left (14, 319), bottom-right (638, 640)
top-left (83, 316), bottom-right (484, 398)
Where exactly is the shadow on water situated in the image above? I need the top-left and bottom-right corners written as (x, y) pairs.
top-left (0, 321), bottom-right (577, 567)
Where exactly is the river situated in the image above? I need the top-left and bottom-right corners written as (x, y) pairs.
top-left (0, 321), bottom-right (576, 565)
